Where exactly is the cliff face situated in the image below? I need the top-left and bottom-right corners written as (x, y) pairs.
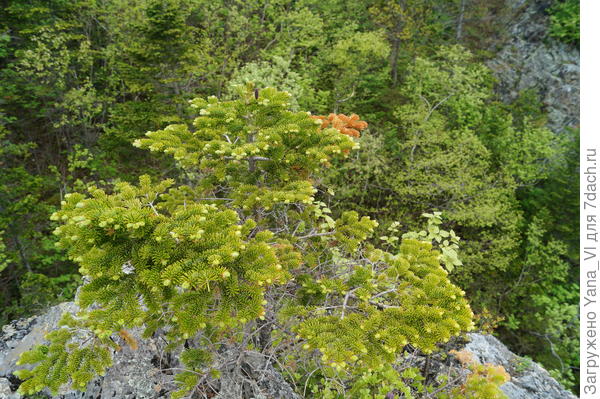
top-left (465, 334), bottom-right (577, 399)
top-left (0, 302), bottom-right (577, 399)
top-left (488, 0), bottom-right (579, 134)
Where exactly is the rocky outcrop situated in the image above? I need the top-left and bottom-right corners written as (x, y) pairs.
top-left (465, 333), bottom-right (577, 399)
top-left (0, 303), bottom-right (576, 398)
top-left (0, 302), bottom-right (300, 399)
top-left (0, 302), bottom-right (172, 399)
top-left (488, 0), bottom-right (579, 134)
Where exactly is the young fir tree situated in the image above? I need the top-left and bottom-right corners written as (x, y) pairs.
top-left (15, 85), bottom-right (474, 398)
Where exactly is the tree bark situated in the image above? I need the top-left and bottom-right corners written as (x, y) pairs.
top-left (456, 0), bottom-right (467, 42)
top-left (391, 37), bottom-right (401, 87)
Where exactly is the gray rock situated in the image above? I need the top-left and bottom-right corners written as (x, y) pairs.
top-left (0, 302), bottom-right (173, 399)
top-left (0, 377), bottom-right (19, 399)
top-left (213, 349), bottom-right (302, 399)
top-left (465, 333), bottom-right (577, 399)
top-left (0, 302), bottom-right (302, 399)
top-left (488, 0), bottom-right (579, 134)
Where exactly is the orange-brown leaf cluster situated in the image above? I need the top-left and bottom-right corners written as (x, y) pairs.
top-left (118, 329), bottom-right (139, 351)
top-left (449, 349), bottom-right (475, 366)
top-left (311, 113), bottom-right (368, 138)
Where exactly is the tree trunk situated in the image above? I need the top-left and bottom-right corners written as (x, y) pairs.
top-left (456, 0), bottom-right (467, 42)
top-left (391, 37), bottom-right (401, 87)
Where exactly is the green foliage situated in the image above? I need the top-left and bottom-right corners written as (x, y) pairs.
top-left (52, 176), bottom-right (289, 337)
top-left (135, 85), bottom-right (357, 182)
top-left (326, 30), bottom-right (390, 113)
top-left (228, 56), bottom-right (309, 109)
top-left (0, 231), bottom-right (9, 274)
top-left (295, 238), bottom-right (472, 367)
top-left (301, 351), bottom-right (510, 399)
top-left (0, 127), bottom-right (75, 323)
top-left (14, 313), bottom-right (114, 395)
top-left (402, 212), bottom-right (462, 272)
top-left (511, 356), bottom-right (533, 375)
top-left (5, 272), bottom-right (80, 320)
top-left (170, 347), bottom-right (215, 399)
top-left (324, 44), bottom-right (574, 389)
top-left (497, 130), bottom-right (580, 391)
top-left (346, 365), bottom-right (416, 398)
top-left (305, 364), bottom-right (417, 398)
top-left (0, 0), bottom-right (578, 394)
top-left (548, 0), bottom-right (580, 45)
top-left (368, 0), bottom-right (447, 85)
top-left (326, 46), bottom-right (526, 291)
top-left (16, 87), bottom-right (474, 398)
top-left (479, 98), bottom-right (558, 185)
top-left (443, 363), bottom-right (509, 399)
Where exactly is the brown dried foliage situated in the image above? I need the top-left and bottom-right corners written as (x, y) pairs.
top-left (311, 113), bottom-right (368, 138)
top-left (450, 349), bottom-right (476, 366)
top-left (118, 329), bottom-right (139, 351)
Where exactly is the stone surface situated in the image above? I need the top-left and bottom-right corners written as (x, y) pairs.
top-left (465, 333), bottom-right (577, 399)
top-left (488, 0), bottom-right (579, 134)
top-left (213, 349), bottom-right (302, 399)
top-left (0, 302), bottom-right (301, 399)
top-left (0, 377), bottom-right (19, 399)
top-left (0, 302), bottom-right (173, 399)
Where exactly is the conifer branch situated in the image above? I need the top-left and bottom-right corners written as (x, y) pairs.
top-left (295, 231), bottom-right (335, 239)
top-left (224, 155), bottom-right (271, 162)
top-left (341, 288), bottom-right (358, 319)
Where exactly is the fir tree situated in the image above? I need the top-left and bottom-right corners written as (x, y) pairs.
top-left (15, 85), bottom-right (474, 398)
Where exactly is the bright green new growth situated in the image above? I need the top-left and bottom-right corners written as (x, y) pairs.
top-left (401, 212), bottom-right (463, 272)
top-left (16, 85), bottom-right (473, 397)
top-left (52, 178), bottom-right (288, 337)
top-left (294, 239), bottom-right (472, 369)
top-left (15, 314), bottom-right (113, 395)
